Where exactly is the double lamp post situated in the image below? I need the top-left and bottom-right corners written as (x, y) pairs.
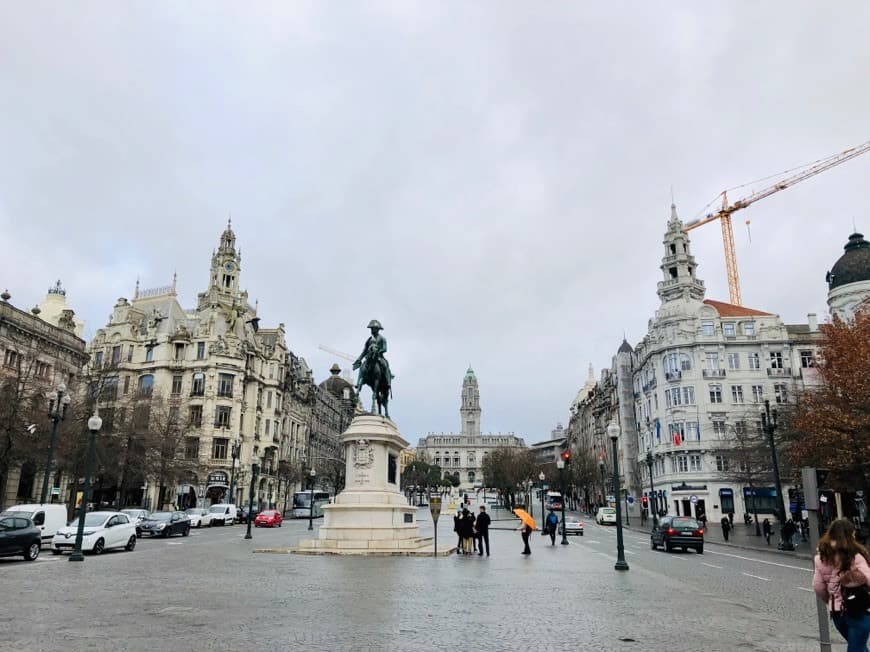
top-left (607, 419), bottom-right (629, 572)
top-left (40, 382), bottom-right (71, 505)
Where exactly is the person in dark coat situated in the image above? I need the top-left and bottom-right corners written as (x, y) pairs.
top-left (546, 510), bottom-right (559, 546)
top-left (454, 509), bottom-right (462, 553)
top-left (762, 518), bottom-right (773, 545)
top-left (476, 506), bottom-right (491, 556)
top-left (520, 522), bottom-right (532, 555)
top-left (459, 508), bottom-right (475, 554)
top-left (721, 515), bottom-right (732, 541)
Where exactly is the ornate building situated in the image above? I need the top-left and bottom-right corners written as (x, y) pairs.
top-left (85, 222), bottom-right (291, 510)
top-left (827, 231), bottom-right (870, 319)
top-left (416, 368), bottom-right (526, 488)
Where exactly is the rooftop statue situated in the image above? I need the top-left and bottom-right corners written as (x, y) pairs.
top-left (353, 320), bottom-right (393, 418)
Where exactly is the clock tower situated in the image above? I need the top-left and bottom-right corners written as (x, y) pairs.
top-left (210, 219), bottom-right (241, 296)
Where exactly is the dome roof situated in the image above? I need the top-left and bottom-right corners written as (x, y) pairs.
top-left (828, 233), bottom-right (870, 290)
top-left (464, 367), bottom-right (476, 382)
top-left (320, 363), bottom-right (354, 399)
top-left (617, 339), bottom-right (634, 353)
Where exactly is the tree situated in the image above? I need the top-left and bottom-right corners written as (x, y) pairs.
top-left (480, 447), bottom-right (535, 509)
top-left (789, 311), bottom-right (870, 496)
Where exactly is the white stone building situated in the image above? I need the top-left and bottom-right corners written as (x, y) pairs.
top-left (416, 368), bottom-right (526, 488)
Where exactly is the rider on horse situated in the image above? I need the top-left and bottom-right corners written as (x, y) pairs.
top-left (353, 320), bottom-right (393, 415)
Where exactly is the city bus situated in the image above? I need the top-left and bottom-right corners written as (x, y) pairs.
top-left (292, 490), bottom-right (330, 519)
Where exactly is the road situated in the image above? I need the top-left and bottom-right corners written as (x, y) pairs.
top-left (0, 508), bottom-right (840, 652)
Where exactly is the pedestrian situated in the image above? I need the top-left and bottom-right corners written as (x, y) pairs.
top-left (519, 521), bottom-right (532, 555)
top-left (721, 515), bottom-right (731, 542)
top-left (454, 508), bottom-right (462, 553)
top-left (728, 512), bottom-right (735, 529)
top-left (698, 511), bottom-right (707, 531)
top-left (762, 518), bottom-right (772, 545)
top-left (546, 509), bottom-right (559, 546)
top-left (782, 519), bottom-right (798, 550)
top-left (459, 508), bottom-right (475, 554)
top-left (812, 518), bottom-right (870, 650)
top-left (476, 505), bottom-right (491, 556)
top-left (469, 509), bottom-right (478, 553)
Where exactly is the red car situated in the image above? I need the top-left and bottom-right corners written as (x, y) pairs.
top-left (253, 510), bottom-right (283, 528)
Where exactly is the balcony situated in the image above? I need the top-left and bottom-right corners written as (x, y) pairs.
top-left (702, 369), bottom-right (726, 378)
top-left (642, 379), bottom-right (657, 392)
top-left (767, 367), bottom-right (792, 377)
top-left (665, 370), bottom-right (682, 382)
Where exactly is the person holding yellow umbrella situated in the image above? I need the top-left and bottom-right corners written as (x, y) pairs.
top-left (513, 507), bottom-right (536, 555)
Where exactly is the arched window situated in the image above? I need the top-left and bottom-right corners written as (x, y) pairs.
top-left (137, 374), bottom-right (154, 398)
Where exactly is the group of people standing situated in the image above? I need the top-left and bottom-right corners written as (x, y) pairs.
top-left (454, 505), bottom-right (490, 556)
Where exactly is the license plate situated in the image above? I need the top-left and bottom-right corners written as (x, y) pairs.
top-left (682, 530), bottom-right (694, 534)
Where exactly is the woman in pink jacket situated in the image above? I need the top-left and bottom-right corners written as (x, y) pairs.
top-left (812, 518), bottom-right (870, 651)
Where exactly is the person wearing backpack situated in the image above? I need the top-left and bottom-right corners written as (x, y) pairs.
top-left (546, 509), bottom-right (559, 546)
top-left (812, 518), bottom-right (870, 651)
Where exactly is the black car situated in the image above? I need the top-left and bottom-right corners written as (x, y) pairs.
top-left (138, 511), bottom-right (191, 538)
top-left (0, 515), bottom-right (42, 561)
top-left (651, 515), bottom-right (704, 554)
top-left (237, 505), bottom-right (261, 524)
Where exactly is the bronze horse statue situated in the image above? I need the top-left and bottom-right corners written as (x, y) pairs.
top-left (353, 320), bottom-right (393, 419)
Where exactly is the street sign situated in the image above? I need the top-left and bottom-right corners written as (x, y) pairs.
top-left (690, 495), bottom-right (698, 504)
top-left (627, 496), bottom-right (635, 504)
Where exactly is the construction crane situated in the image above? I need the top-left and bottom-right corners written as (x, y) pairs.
top-left (317, 345), bottom-right (356, 383)
top-left (683, 139), bottom-right (870, 306)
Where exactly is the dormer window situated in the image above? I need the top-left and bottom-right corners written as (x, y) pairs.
top-left (670, 244), bottom-right (677, 254)
top-left (669, 267), bottom-right (678, 279)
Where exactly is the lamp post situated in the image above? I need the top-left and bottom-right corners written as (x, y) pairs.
top-left (645, 450), bottom-right (657, 527)
top-left (556, 460), bottom-right (569, 545)
top-left (608, 420), bottom-right (629, 571)
top-left (69, 413), bottom-right (102, 562)
top-left (244, 454), bottom-right (260, 540)
top-left (761, 400), bottom-right (791, 550)
top-left (538, 471), bottom-right (545, 523)
top-left (228, 440), bottom-right (240, 508)
top-left (308, 468), bottom-right (317, 531)
top-left (40, 383), bottom-right (71, 505)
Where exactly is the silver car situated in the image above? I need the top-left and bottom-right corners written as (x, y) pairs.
top-left (121, 509), bottom-right (151, 537)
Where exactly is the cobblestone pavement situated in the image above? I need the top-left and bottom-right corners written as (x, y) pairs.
top-left (0, 509), bottom-right (842, 652)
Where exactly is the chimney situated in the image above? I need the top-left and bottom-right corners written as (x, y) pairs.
top-left (808, 313), bottom-right (818, 332)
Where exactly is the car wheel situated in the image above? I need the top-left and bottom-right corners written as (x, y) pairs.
top-left (136, 528), bottom-right (142, 538)
top-left (93, 538), bottom-right (105, 555)
top-left (163, 529), bottom-right (170, 538)
top-left (24, 542), bottom-right (40, 561)
top-left (697, 545), bottom-right (704, 555)
top-left (650, 538), bottom-right (656, 550)
top-left (183, 527), bottom-right (190, 537)
top-left (52, 548), bottom-right (63, 555)
top-left (278, 522), bottom-right (282, 528)
top-left (664, 541), bottom-right (672, 553)
top-left (125, 536), bottom-right (136, 551)
top-left (579, 531), bottom-right (583, 536)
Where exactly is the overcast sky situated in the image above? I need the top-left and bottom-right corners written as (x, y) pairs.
top-left (2, 3), bottom-right (868, 446)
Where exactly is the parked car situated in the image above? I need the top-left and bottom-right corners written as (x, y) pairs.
top-left (0, 515), bottom-right (42, 561)
top-left (139, 511), bottom-right (191, 538)
top-left (1, 504), bottom-right (69, 547)
top-left (254, 510), bottom-right (283, 528)
top-left (237, 505), bottom-right (261, 524)
top-left (121, 509), bottom-right (151, 537)
top-left (185, 509), bottom-right (213, 528)
top-left (651, 515), bottom-right (704, 554)
top-left (546, 492), bottom-right (563, 511)
top-left (562, 518), bottom-right (584, 536)
top-left (52, 512), bottom-right (137, 555)
top-left (596, 507), bottom-right (617, 525)
top-left (207, 504), bottom-right (237, 526)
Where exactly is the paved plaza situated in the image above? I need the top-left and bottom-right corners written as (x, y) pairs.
top-left (0, 507), bottom-right (841, 652)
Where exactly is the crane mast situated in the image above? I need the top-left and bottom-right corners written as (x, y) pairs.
top-left (683, 139), bottom-right (870, 305)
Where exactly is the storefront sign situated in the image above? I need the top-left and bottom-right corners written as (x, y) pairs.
top-left (207, 471), bottom-right (229, 487)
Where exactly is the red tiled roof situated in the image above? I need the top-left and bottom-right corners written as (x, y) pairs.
top-left (703, 299), bottom-right (774, 317)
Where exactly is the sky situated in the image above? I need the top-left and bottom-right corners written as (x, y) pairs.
top-left (2, 2), bottom-right (869, 447)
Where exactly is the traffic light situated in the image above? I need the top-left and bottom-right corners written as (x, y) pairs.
top-left (641, 495), bottom-right (648, 507)
top-left (560, 450), bottom-right (571, 464)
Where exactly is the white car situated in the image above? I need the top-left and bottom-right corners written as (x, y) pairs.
top-left (121, 508), bottom-right (151, 537)
top-left (597, 507), bottom-right (617, 525)
top-left (185, 509), bottom-right (213, 528)
top-left (207, 504), bottom-right (237, 526)
top-left (52, 512), bottom-right (138, 555)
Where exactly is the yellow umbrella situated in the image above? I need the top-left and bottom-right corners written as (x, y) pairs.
top-left (513, 508), bottom-right (536, 530)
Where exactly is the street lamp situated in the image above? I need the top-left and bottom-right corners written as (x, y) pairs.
top-left (308, 468), bottom-right (317, 531)
top-left (761, 400), bottom-right (791, 550)
top-left (645, 450), bottom-right (657, 527)
top-left (538, 471), bottom-right (545, 523)
top-left (556, 460), bottom-right (569, 545)
top-left (69, 413), bottom-right (102, 562)
top-left (228, 440), bottom-right (240, 507)
top-left (244, 453), bottom-right (260, 540)
top-left (40, 383), bottom-right (71, 505)
top-left (607, 419), bottom-right (629, 571)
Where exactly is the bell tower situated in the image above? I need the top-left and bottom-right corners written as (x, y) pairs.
top-left (209, 219), bottom-right (242, 297)
top-left (460, 367), bottom-right (481, 437)
top-left (657, 204), bottom-right (706, 303)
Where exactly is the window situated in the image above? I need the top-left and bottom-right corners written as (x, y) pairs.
top-left (215, 406), bottom-right (232, 428)
top-left (3, 349), bottom-right (19, 368)
top-left (189, 405), bottom-right (203, 427)
top-left (709, 384), bottom-right (722, 403)
top-left (701, 321), bottom-right (714, 336)
top-left (800, 350), bottom-right (815, 368)
top-left (715, 456), bottom-right (729, 472)
top-left (266, 391), bottom-right (272, 408)
top-left (743, 322), bottom-right (755, 336)
top-left (171, 375), bottom-right (183, 395)
top-left (774, 383), bottom-right (788, 404)
top-left (748, 352), bottom-right (760, 369)
top-left (269, 364), bottom-right (274, 380)
top-left (94, 351), bottom-right (104, 366)
top-left (670, 387), bottom-right (682, 406)
top-left (126, 345), bottom-right (133, 362)
top-left (686, 421), bottom-right (698, 441)
top-left (712, 421), bottom-right (726, 437)
top-left (217, 374), bottom-right (234, 398)
top-left (184, 438), bottom-right (199, 460)
top-left (676, 457), bottom-right (689, 473)
top-left (174, 343), bottom-right (185, 361)
top-left (265, 419), bottom-right (271, 435)
top-left (145, 346), bottom-right (154, 362)
top-left (734, 421), bottom-right (747, 436)
top-left (769, 351), bottom-right (784, 369)
top-left (212, 438), bottom-right (229, 460)
top-left (705, 352), bottom-right (719, 370)
top-left (137, 374), bottom-right (154, 398)
top-left (100, 377), bottom-right (119, 401)
top-left (168, 406), bottom-right (180, 425)
top-left (727, 353), bottom-right (740, 370)
top-left (689, 455), bottom-right (702, 472)
top-left (723, 322), bottom-right (736, 337)
top-left (274, 420), bottom-right (279, 438)
top-left (111, 345), bottom-right (121, 365)
top-left (123, 376), bottom-right (130, 395)
top-left (196, 342), bottom-right (206, 360)
top-left (751, 385), bottom-right (764, 403)
top-left (731, 385), bottom-right (744, 404)
top-left (34, 361), bottom-right (51, 378)
top-left (682, 386), bottom-right (695, 405)
top-left (191, 372), bottom-right (205, 396)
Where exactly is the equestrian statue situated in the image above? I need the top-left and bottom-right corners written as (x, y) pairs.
top-left (353, 319), bottom-right (394, 418)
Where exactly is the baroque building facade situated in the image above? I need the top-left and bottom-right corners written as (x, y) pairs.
top-left (827, 231), bottom-right (870, 319)
top-left (417, 367), bottom-right (526, 488)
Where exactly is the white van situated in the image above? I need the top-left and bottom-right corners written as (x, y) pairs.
top-left (1, 504), bottom-right (68, 546)
top-left (206, 504), bottom-right (237, 526)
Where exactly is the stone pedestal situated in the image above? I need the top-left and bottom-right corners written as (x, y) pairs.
top-left (292, 415), bottom-right (453, 556)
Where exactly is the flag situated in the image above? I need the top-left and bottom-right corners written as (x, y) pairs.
top-left (673, 432), bottom-right (681, 446)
